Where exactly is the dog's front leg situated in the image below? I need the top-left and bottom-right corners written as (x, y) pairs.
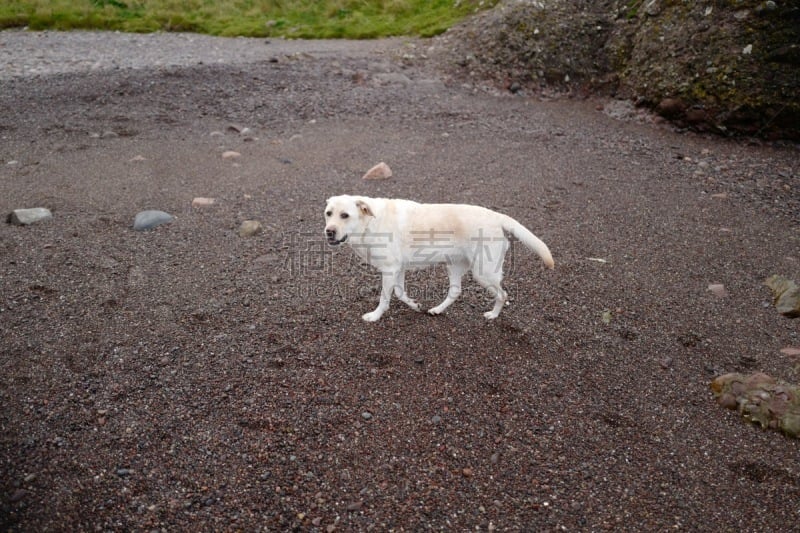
top-left (362, 271), bottom-right (395, 322)
top-left (393, 270), bottom-right (421, 312)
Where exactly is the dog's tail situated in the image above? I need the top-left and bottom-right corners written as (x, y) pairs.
top-left (500, 214), bottom-right (554, 269)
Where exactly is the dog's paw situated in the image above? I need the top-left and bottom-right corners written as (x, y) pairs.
top-left (362, 311), bottom-right (382, 322)
top-left (407, 301), bottom-right (422, 312)
top-left (427, 306), bottom-right (444, 316)
top-left (483, 311), bottom-right (500, 320)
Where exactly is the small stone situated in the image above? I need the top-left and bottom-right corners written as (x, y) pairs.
top-left (711, 193), bottom-right (728, 199)
top-left (222, 150), bottom-right (241, 159)
top-left (191, 197), bottom-right (216, 208)
top-left (9, 489), bottom-right (28, 503)
top-left (346, 501), bottom-right (363, 511)
top-left (656, 98), bottom-right (685, 119)
top-left (708, 283), bottom-right (728, 298)
top-left (8, 207), bottom-right (53, 225)
top-left (361, 412), bottom-right (373, 421)
top-left (238, 220), bottom-right (263, 238)
top-left (780, 347), bottom-right (800, 357)
top-left (659, 357), bottom-right (673, 369)
top-left (133, 210), bottom-right (174, 231)
top-left (362, 162), bottom-right (392, 180)
top-left (462, 467), bottom-right (473, 477)
top-left (431, 415), bottom-right (442, 424)
top-left (116, 468), bottom-right (133, 477)
top-left (129, 155), bottom-right (146, 162)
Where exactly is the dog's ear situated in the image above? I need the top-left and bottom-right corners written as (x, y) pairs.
top-left (356, 199), bottom-right (374, 218)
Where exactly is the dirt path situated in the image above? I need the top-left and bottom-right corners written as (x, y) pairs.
top-left (1, 31), bottom-right (799, 531)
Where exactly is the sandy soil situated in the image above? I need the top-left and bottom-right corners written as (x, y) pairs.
top-left (1, 31), bottom-right (799, 531)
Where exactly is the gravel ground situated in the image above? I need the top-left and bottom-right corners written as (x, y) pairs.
top-left (1, 30), bottom-right (799, 531)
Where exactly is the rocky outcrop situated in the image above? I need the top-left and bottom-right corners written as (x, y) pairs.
top-left (437, 0), bottom-right (800, 140)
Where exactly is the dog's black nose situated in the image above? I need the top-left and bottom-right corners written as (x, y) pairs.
top-left (325, 229), bottom-right (336, 239)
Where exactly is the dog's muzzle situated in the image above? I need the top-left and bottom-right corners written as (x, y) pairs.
top-left (326, 229), bottom-right (347, 246)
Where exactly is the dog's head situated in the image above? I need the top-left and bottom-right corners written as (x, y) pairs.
top-left (324, 195), bottom-right (374, 246)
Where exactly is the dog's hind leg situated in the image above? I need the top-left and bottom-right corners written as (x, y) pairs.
top-left (428, 262), bottom-right (467, 315)
top-left (393, 270), bottom-right (421, 312)
top-left (473, 269), bottom-right (507, 320)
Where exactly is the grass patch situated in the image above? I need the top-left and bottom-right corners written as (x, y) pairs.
top-left (0, 0), bottom-right (498, 38)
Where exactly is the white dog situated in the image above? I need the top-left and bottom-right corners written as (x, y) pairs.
top-left (324, 195), bottom-right (554, 322)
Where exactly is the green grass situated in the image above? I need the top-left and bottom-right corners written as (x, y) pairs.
top-left (0, 0), bottom-right (498, 38)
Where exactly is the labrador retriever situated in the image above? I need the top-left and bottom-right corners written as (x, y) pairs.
top-left (324, 195), bottom-right (553, 322)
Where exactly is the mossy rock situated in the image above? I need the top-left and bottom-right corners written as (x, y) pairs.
top-left (765, 275), bottom-right (800, 318)
top-left (711, 372), bottom-right (800, 438)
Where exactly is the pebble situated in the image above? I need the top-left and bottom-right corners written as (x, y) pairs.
top-left (116, 468), bottom-right (134, 477)
top-left (361, 411), bottom-right (373, 421)
top-left (238, 220), bottom-right (263, 238)
top-left (431, 415), bottom-right (442, 424)
top-left (362, 162), bottom-right (392, 180)
top-left (346, 500), bottom-right (363, 511)
top-left (8, 207), bottom-right (53, 225)
top-left (707, 283), bottom-right (728, 298)
top-left (9, 489), bottom-right (28, 503)
top-left (222, 150), bottom-right (241, 159)
top-left (133, 210), bottom-right (174, 231)
top-left (191, 197), bottom-right (216, 208)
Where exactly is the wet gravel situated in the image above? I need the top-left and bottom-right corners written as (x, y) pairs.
top-left (1, 30), bottom-right (799, 531)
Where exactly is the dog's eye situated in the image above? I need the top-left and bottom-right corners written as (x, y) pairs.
top-left (325, 211), bottom-right (332, 217)
top-left (340, 213), bottom-right (350, 219)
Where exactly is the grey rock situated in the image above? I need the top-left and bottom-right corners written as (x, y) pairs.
top-left (238, 220), bottom-right (263, 238)
top-left (8, 207), bottom-right (52, 225)
top-left (133, 210), bottom-right (174, 231)
top-left (361, 411), bottom-right (373, 421)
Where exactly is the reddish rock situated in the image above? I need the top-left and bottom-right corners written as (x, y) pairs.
top-left (362, 162), bottom-right (392, 180)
